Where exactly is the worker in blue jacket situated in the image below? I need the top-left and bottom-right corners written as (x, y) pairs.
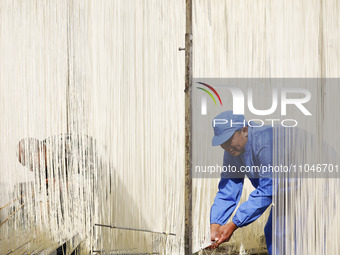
top-left (210, 111), bottom-right (273, 254)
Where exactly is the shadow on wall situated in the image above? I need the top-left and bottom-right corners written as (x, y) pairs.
top-left (0, 134), bottom-right (168, 254)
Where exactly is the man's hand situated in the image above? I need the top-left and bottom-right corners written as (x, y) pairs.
top-left (211, 222), bottom-right (238, 249)
top-left (210, 223), bottom-right (221, 242)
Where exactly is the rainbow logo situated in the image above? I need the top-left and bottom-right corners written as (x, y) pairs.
top-left (196, 82), bottom-right (223, 106)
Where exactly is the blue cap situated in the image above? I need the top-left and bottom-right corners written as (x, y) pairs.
top-left (212, 111), bottom-right (246, 146)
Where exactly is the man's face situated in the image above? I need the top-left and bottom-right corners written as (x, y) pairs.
top-left (220, 127), bottom-right (248, 156)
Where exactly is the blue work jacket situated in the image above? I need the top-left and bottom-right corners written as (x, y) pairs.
top-left (210, 126), bottom-right (273, 227)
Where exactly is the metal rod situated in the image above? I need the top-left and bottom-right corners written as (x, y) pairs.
top-left (0, 203), bottom-right (25, 227)
top-left (94, 223), bottom-right (176, 236)
top-left (184, 0), bottom-right (193, 254)
top-left (92, 248), bottom-right (137, 254)
top-left (6, 239), bottom-right (34, 255)
top-left (0, 195), bottom-right (23, 211)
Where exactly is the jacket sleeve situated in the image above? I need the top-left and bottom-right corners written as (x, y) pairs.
top-left (232, 137), bottom-right (273, 227)
top-left (210, 178), bottom-right (245, 225)
top-left (210, 152), bottom-right (245, 225)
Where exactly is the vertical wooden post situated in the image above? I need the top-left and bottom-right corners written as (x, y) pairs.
top-left (184, 0), bottom-right (193, 254)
